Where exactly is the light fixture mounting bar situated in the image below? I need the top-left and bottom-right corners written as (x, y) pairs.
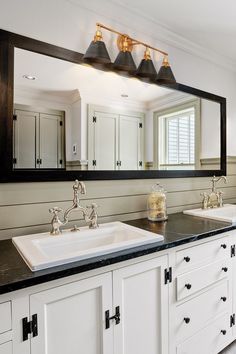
top-left (96, 22), bottom-right (168, 56)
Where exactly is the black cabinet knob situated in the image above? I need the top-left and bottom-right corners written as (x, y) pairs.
top-left (221, 244), bottom-right (227, 249)
top-left (184, 256), bottom-right (190, 263)
top-left (222, 267), bottom-right (228, 273)
top-left (221, 297), bottom-right (227, 302)
top-left (184, 317), bottom-right (190, 324)
top-left (185, 283), bottom-right (192, 290)
top-left (221, 330), bottom-right (227, 335)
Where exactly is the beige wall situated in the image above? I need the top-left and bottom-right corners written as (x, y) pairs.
top-left (1, 161), bottom-right (236, 240)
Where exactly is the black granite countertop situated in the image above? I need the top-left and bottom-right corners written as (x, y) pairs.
top-left (0, 213), bottom-right (235, 295)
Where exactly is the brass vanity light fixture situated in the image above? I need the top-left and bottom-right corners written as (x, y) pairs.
top-left (156, 55), bottom-right (176, 84)
top-left (136, 47), bottom-right (157, 79)
top-left (83, 23), bottom-right (176, 83)
top-left (83, 24), bottom-right (111, 64)
top-left (113, 35), bottom-right (137, 73)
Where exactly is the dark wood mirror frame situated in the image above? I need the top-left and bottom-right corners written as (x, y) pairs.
top-left (0, 29), bottom-right (226, 182)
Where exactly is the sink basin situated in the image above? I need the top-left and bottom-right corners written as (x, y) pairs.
top-left (183, 204), bottom-right (236, 224)
top-left (12, 222), bottom-right (163, 271)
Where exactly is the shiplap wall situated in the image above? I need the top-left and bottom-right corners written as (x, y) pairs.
top-left (0, 161), bottom-right (236, 240)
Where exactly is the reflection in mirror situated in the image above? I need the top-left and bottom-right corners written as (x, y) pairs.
top-left (13, 48), bottom-right (221, 171)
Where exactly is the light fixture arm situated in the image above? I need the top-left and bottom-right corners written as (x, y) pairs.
top-left (96, 22), bottom-right (168, 57)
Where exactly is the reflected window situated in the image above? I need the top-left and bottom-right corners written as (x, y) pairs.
top-left (155, 99), bottom-right (200, 170)
top-left (163, 108), bottom-right (195, 166)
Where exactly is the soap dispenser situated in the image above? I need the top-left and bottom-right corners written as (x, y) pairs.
top-left (147, 183), bottom-right (168, 221)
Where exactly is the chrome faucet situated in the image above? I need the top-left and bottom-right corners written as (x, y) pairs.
top-left (201, 175), bottom-right (227, 209)
top-left (49, 180), bottom-right (99, 235)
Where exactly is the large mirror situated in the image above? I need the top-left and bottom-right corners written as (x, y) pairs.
top-left (0, 30), bottom-right (226, 181)
top-left (13, 48), bottom-right (222, 172)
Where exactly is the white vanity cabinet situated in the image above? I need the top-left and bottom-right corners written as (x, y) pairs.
top-left (0, 342), bottom-right (12, 354)
top-left (113, 255), bottom-right (169, 354)
top-left (30, 272), bottom-right (113, 354)
top-left (3, 230), bottom-right (236, 354)
top-left (10, 255), bottom-right (168, 354)
top-left (173, 232), bottom-right (234, 354)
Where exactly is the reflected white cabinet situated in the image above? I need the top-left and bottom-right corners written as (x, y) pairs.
top-left (13, 106), bottom-right (65, 169)
top-left (88, 105), bottom-right (144, 170)
top-left (92, 111), bottom-right (119, 170)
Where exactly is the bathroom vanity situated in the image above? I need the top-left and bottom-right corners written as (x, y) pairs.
top-left (0, 214), bottom-right (235, 354)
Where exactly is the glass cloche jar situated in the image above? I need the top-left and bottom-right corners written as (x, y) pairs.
top-left (147, 183), bottom-right (168, 222)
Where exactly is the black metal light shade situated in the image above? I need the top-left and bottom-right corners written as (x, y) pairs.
top-left (136, 58), bottom-right (157, 79)
top-left (83, 40), bottom-right (111, 64)
top-left (156, 56), bottom-right (176, 84)
top-left (113, 51), bottom-right (137, 73)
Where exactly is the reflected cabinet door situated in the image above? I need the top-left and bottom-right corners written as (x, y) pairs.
top-left (30, 273), bottom-right (113, 354)
top-left (13, 110), bottom-right (39, 169)
top-left (93, 111), bottom-right (119, 170)
top-left (13, 107), bottom-right (65, 169)
top-left (113, 256), bottom-right (169, 354)
top-left (119, 115), bottom-right (143, 170)
top-left (88, 106), bottom-right (144, 171)
top-left (39, 113), bottom-right (63, 168)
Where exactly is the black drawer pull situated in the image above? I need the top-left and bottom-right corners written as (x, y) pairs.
top-left (184, 256), bottom-right (190, 263)
top-left (221, 297), bottom-right (227, 302)
top-left (185, 283), bottom-right (192, 290)
top-left (221, 330), bottom-right (227, 335)
top-left (221, 244), bottom-right (227, 249)
top-left (184, 317), bottom-right (190, 324)
top-left (222, 267), bottom-right (228, 273)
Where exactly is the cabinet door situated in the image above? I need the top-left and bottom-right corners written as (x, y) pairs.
top-left (30, 273), bottom-right (113, 354)
top-left (13, 110), bottom-right (38, 168)
top-left (233, 250), bottom-right (236, 339)
top-left (39, 113), bottom-right (63, 168)
top-left (119, 115), bottom-right (143, 170)
top-left (0, 342), bottom-right (12, 354)
top-left (113, 256), bottom-right (169, 354)
top-left (93, 111), bottom-right (119, 170)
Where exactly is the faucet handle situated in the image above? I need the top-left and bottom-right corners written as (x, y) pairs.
top-left (49, 207), bottom-right (63, 215)
top-left (87, 203), bottom-right (99, 210)
top-left (88, 203), bottom-right (99, 229)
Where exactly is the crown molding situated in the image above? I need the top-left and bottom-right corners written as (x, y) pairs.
top-left (14, 87), bottom-right (80, 105)
top-left (67, 0), bottom-right (236, 73)
top-left (147, 91), bottom-right (195, 110)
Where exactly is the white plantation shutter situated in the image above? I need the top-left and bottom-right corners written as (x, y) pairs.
top-left (164, 108), bottom-right (195, 165)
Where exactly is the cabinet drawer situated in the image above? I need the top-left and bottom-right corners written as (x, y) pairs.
top-left (177, 313), bottom-right (232, 354)
top-left (0, 341), bottom-right (12, 354)
top-left (176, 237), bottom-right (230, 275)
top-left (175, 280), bottom-right (229, 343)
top-left (176, 259), bottom-right (230, 301)
top-left (0, 302), bottom-right (11, 334)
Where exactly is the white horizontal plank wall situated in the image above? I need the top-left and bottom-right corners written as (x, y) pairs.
top-left (0, 161), bottom-right (236, 239)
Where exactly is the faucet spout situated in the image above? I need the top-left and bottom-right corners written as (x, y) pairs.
top-left (64, 180), bottom-right (88, 223)
top-left (211, 175), bottom-right (227, 193)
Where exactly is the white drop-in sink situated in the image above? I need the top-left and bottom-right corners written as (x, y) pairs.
top-left (183, 204), bottom-right (236, 224)
top-left (12, 222), bottom-right (164, 271)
